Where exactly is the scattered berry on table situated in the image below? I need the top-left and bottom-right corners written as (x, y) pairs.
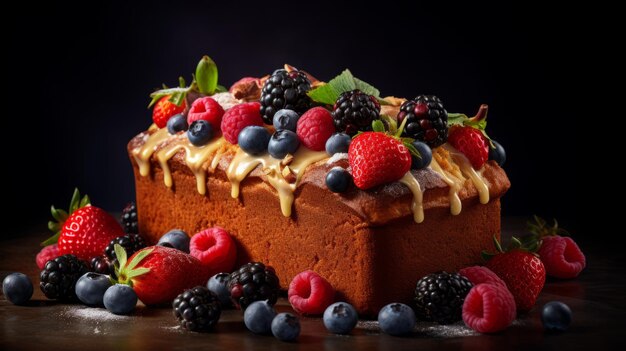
top-left (296, 107), bottom-right (335, 151)
top-left (90, 256), bottom-right (114, 275)
top-left (271, 312), bottom-right (301, 341)
top-left (36, 244), bottom-right (59, 270)
top-left (488, 140), bottom-right (506, 166)
top-left (207, 273), bottom-right (232, 307)
top-left (221, 102), bottom-right (264, 144)
top-left (173, 286), bottom-right (222, 332)
top-left (187, 96), bottom-right (225, 131)
top-left (40, 254), bottom-right (88, 300)
top-left (190, 227), bottom-right (237, 278)
top-left (152, 95), bottom-right (186, 128)
top-left (541, 301), bottom-right (572, 331)
top-left (323, 302), bottom-right (358, 335)
top-left (157, 229), bottom-right (190, 253)
top-left (538, 236), bottom-right (586, 279)
top-left (414, 271), bottom-right (473, 324)
top-left (120, 202), bottom-right (139, 234)
top-left (2, 273), bottom-right (33, 305)
top-left (462, 283), bottom-right (516, 333)
top-left (104, 233), bottom-right (146, 265)
top-left (268, 130), bottom-right (300, 159)
top-left (103, 284), bottom-right (137, 315)
top-left (410, 141), bottom-right (432, 170)
top-left (398, 95), bottom-right (448, 148)
top-left (228, 262), bottom-right (279, 310)
top-left (187, 120), bottom-right (214, 146)
top-left (332, 89), bottom-right (381, 136)
top-left (166, 113), bottom-right (188, 134)
top-left (272, 109), bottom-right (300, 131)
top-left (325, 167), bottom-right (352, 193)
top-left (377, 303), bottom-right (416, 336)
top-left (238, 126), bottom-right (271, 155)
top-left (260, 68), bottom-right (311, 125)
top-left (244, 300), bottom-right (277, 334)
top-left (459, 266), bottom-right (507, 288)
top-left (448, 126), bottom-right (489, 169)
top-left (75, 272), bottom-right (112, 306)
top-left (288, 270), bottom-right (335, 315)
top-left (325, 132), bottom-right (351, 156)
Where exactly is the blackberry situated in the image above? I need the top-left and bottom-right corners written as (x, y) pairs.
top-left (260, 69), bottom-right (311, 124)
top-left (39, 254), bottom-right (88, 300)
top-left (228, 262), bottom-right (279, 310)
top-left (173, 286), bottom-right (222, 332)
top-left (332, 90), bottom-right (381, 135)
top-left (398, 95), bottom-right (448, 148)
top-left (90, 256), bottom-right (114, 275)
top-left (104, 233), bottom-right (146, 262)
top-left (414, 271), bottom-right (473, 324)
top-left (121, 202), bottom-right (138, 234)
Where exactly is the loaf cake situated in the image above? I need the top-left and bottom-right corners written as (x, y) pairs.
top-left (129, 59), bottom-right (510, 315)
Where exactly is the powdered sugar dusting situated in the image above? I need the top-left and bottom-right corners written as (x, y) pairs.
top-left (326, 153), bottom-right (348, 164)
top-left (61, 306), bottom-right (129, 322)
top-left (356, 320), bottom-right (479, 338)
top-left (212, 92), bottom-right (241, 110)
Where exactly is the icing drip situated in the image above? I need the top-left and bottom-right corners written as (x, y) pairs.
top-left (443, 144), bottom-right (490, 204)
top-left (132, 128), bottom-right (170, 177)
top-left (429, 149), bottom-right (463, 215)
top-left (399, 172), bottom-right (424, 223)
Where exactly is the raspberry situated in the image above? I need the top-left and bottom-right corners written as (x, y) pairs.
top-left (448, 127), bottom-right (489, 169)
top-left (189, 227), bottom-right (237, 278)
top-left (459, 266), bottom-right (507, 288)
top-left (538, 236), bottom-right (586, 279)
top-left (463, 283), bottom-right (516, 333)
top-left (36, 244), bottom-right (59, 270)
top-left (296, 107), bottom-right (335, 151)
top-left (288, 270), bottom-right (335, 315)
top-left (220, 102), bottom-right (264, 144)
top-left (187, 97), bottom-right (225, 132)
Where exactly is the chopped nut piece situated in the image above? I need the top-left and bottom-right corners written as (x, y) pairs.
top-left (263, 167), bottom-right (276, 176)
top-left (282, 166), bottom-right (296, 183)
top-left (281, 154), bottom-right (294, 167)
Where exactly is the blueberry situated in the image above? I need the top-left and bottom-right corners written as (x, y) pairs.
top-left (75, 272), bottom-right (112, 306)
top-left (325, 133), bottom-right (351, 156)
top-left (238, 126), bottom-right (271, 155)
top-left (271, 312), bottom-right (300, 341)
top-left (187, 120), bottom-right (213, 146)
top-left (323, 302), bottom-right (358, 334)
top-left (167, 113), bottom-right (188, 134)
top-left (244, 300), bottom-right (277, 334)
top-left (103, 284), bottom-right (137, 315)
top-left (272, 109), bottom-right (300, 131)
top-left (325, 167), bottom-right (352, 193)
top-left (410, 141), bottom-right (432, 169)
top-left (157, 229), bottom-right (190, 253)
top-left (488, 140), bottom-right (506, 166)
top-left (2, 272), bottom-right (33, 305)
top-left (268, 130), bottom-right (300, 159)
top-left (377, 303), bottom-right (416, 336)
top-left (207, 273), bottom-right (232, 307)
top-left (541, 301), bottom-right (572, 331)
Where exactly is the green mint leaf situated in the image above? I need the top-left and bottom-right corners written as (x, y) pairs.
top-left (372, 119), bottom-right (385, 132)
top-left (307, 83), bottom-right (338, 105)
top-left (353, 77), bottom-right (380, 97)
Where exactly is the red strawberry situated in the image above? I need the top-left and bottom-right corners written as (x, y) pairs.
top-left (459, 266), bottom-right (507, 288)
top-left (189, 227), bottom-right (237, 277)
top-left (484, 237), bottom-right (546, 313)
top-left (152, 96), bottom-right (186, 128)
top-left (463, 283), bottom-right (516, 333)
top-left (348, 132), bottom-right (412, 189)
top-left (296, 107), bottom-right (335, 151)
top-left (115, 245), bottom-right (208, 305)
top-left (288, 270), bottom-right (335, 315)
top-left (220, 102), bottom-right (264, 144)
top-left (448, 126), bottom-right (489, 169)
top-left (36, 244), bottom-right (59, 269)
top-left (187, 96), bottom-right (225, 131)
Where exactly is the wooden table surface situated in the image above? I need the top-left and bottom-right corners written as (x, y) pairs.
top-left (1, 219), bottom-right (624, 351)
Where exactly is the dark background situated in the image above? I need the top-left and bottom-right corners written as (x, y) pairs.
top-left (3, 1), bottom-right (576, 236)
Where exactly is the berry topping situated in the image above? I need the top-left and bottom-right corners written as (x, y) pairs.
top-left (238, 126), bottom-right (271, 155)
top-left (541, 301), bottom-right (572, 331)
top-left (325, 167), bottom-right (352, 193)
top-left (244, 300), bottom-right (277, 335)
top-left (296, 107), bottom-right (335, 151)
top-left (288, 270), bottom-right (335, 315)
top-left (414, 271), bottom-right (473, 324)
top-left (268, 130), bottom-right (300, 159)
top-left (189, 227), bottom-right (237, 278)
top-left (448, 126), bottom-right (489, 169)
top-left (188, 120), bottom-right (214, 146)
top-left (272, 109), bottom-right (300, 131)
top-left (187, 96), bottom-right (225, 131)
top-left (120, 201), bottom-right (138, 234)
top-left (39, 254), bottom-right (88, 300)
top-left (332, 89), bottom-right (381, 135)
top-left (207, 273), bottom-right (232, 307)
top-left (173, 286), bottom-right (222, 332)
top-left (271, 312), bottom-right (301, 341)
top-left (104, 233), bottom-right (146, 265)
top-left (157, 229), bottom-right (191, 253)
top-left (228, 262), bottom-right (279, 310)
top-left (459, 266), bottom-right (507, 288)
top-left (260, 68), bottom-right (311, 124)
top-left (323, 302), bottom-right (358, 335)
top-left (104, 284), bottom-right (137, 315)
top-left (2, 273), bottom-right (33, 305)
top-left (166, 113), bottom-right (188, 134)
top-left (325, 132), bottom-right (351, 156)
top-left (489, 140), bottom-right (506, 166)
top-left (410, 141), bottom-right (432, 170)
top-left (529, 216), bottom-right (586, 279)
top-left (221, 102), bottom-right (264, 144)
top-left (398, 95), bottom-right (448, 148)
top-left (377, 303), bottom-right (416, 336)
top-left (75, 272), bottom-right (112, 306)
top-left (462, 283), bottom-right (516, 333)
top-left (36, 244), bottom-right (59, 270)
top-left (152, 96), bottom-right (186, 128)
